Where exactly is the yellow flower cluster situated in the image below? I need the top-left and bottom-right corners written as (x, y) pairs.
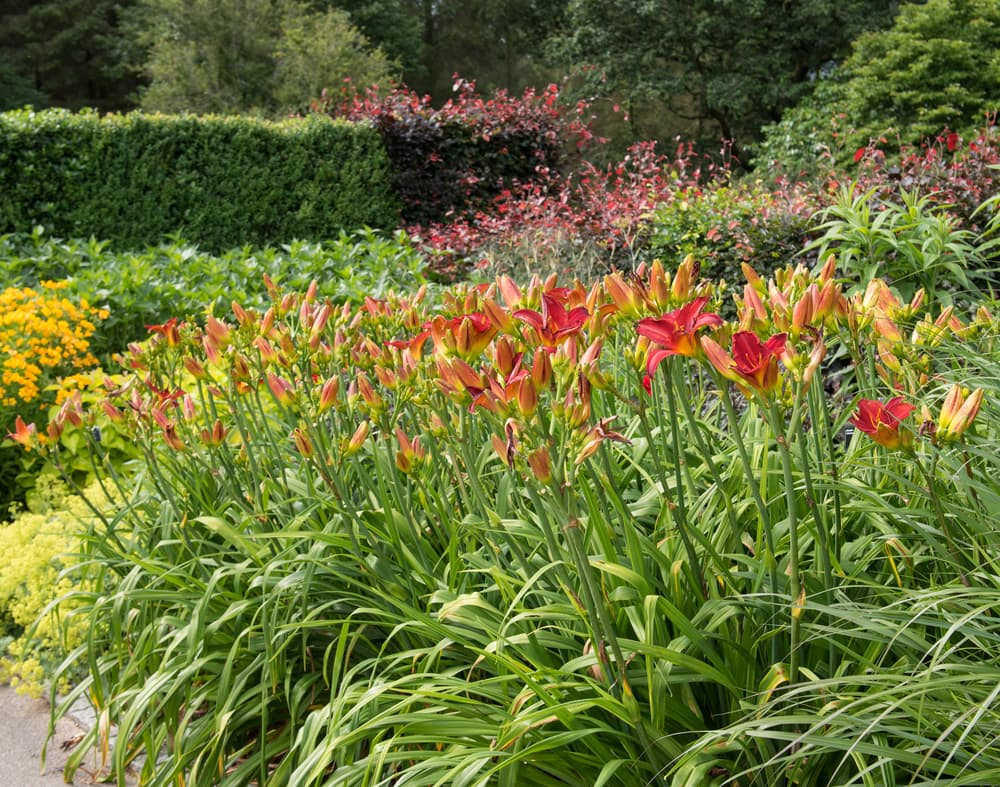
top-left (0, 282), bottom-right (108, 410)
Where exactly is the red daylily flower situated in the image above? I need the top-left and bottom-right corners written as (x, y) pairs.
top-left (702, 331), bottom-right (787, 396)
top-left (637, 296), bottom-right (722, 378)
top-left (732, 332), bottom-right (787, 394)
top-left (850, 396), bottom-right (915, 449)
top-left (514, 293), bottom-right (590, 348)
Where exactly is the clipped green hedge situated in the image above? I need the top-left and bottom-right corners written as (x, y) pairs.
top-left (0, 109), bottom-right (399, 251)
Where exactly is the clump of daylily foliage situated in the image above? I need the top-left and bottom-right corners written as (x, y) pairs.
top-left (12, 256), bottom-right (1000, 785)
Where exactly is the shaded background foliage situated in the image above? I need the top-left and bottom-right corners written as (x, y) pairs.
top-left (0, 0), bottom-right (911, 159)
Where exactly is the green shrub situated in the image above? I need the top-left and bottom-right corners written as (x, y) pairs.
top-left (808, 186), bottom-right (985, 306)
top-left (646, 180), bottom-right (819, 292)
top-left (755, 0), bottom-right (1000, 174)
top-left (0, 109), bottom-right (399, 251)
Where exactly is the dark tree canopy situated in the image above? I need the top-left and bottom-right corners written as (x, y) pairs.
top-left (756, 0), bottom-right (1000, 172)
top-left (0, 0), bottom-right (139, 110)
top-left (555, 0), bottom-right (900, 155)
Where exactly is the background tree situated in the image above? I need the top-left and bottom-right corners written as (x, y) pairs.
top-left (408, 0), bottom-right (567, 97)
top-left (0, 58), bottom-right (48, 111)
top-left (0, 0), bottom-right (138, 111)
top-left (320, 0), bottom-right (424, 80)
top-left (554, 0), bottom-right (899, 158)
top-left (756, 0), bottom-right (1000, 172)
top-left (136, 0), bottom-right (398, 114)
top-left (273, 4), bottom-right (400, 110)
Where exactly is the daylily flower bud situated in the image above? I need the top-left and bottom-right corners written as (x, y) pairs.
top-left (527, 447), bottom-right (552, 483)
top-left (231, 300), bottom-right (250, 326)
top-left (260, 306), bottom-right (276, 337)
top-left (741, 282), bottom-right (768, 324)
top-left (818, 254), bottom-right (837, 284)
top-left (206, 317), bottom-right (231, 348)
top-left (648, 260), bottom-right (671, 309)
top-left (267, 373), bottom-right (295, 406)
top-left (801, 338), bottom-right (826, 387)
top-left (292, 427), bottom-right (314, 458)
top-left (203, 335), bottom-right (222, 365)
top-left (671, 255), bottom-right (696, 301)
top-left (183, 357), bottom-right (207, 380)
top-left (101, 400), bottom-right (124, 422)
top-left (344, 421), bottom-right (369, 455)
top-left (516, 377), bottom-right (539, 418)
top-left (531, 348), bottom-right (553, 390)
top-left (494, 336), bottom-right (518, 377)
top-left (253, 336), bottom-right (278, 364)
top-left (498, 275), bottom-right (523, 309)
top-left (311, 303), bottom-right (332, 337)
top-left (792, 288), bottom-right (815, 334)
top-left (937, 385), bottom-right (984, 442)
top-left (162, 423), bottom-right (185, 451)
top-left (318, 376), bottom-right (340, 412)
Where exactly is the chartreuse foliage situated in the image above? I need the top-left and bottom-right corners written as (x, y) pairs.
top-left (0, 477), bottom-right (115, 697)
top-left (22, 253), bottom-right (1000, 785)
top-left (0, 109), bottom-right (398, 251)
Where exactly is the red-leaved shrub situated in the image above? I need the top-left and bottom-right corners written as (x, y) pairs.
top-left (317, 78), bottom-right (602, 226)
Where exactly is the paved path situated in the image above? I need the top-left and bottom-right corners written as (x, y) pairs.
top-left (0, 684), bottom-right (134, 786)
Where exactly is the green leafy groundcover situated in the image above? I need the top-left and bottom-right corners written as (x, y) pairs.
top-left (22, 254), bottom-right (1000, 786)
top-left (0, 227), bottom-right (428, 363)
top-left (0, 109), bottom-right (399, 251)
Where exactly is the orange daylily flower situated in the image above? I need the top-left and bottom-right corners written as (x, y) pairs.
top-left (145, 317), bottom-right (181, 347)
top-left (7, 416), bottom-right (37, 450)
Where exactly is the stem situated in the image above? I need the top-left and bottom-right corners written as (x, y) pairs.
top-left (716, 376), bottom-right (779, 598)
top-left (672, 362), bottom-right (740, 592)
top-left (767, 398), bottom-right (802, 685)
top-left (914, 449), bottom-right (969, 586)
top-left (663, 361), bottom-right (707, 600)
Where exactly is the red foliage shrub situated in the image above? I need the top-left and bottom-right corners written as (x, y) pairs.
top-left (849, 124), bottom-right (1000, 229)
top-left (409, 139), bottom-right (734, 281)
top-left (318, 78), bottom-right (601, 226)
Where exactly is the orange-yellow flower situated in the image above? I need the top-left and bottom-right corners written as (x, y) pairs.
top-left (6, 416), bottom-right (37, 450)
